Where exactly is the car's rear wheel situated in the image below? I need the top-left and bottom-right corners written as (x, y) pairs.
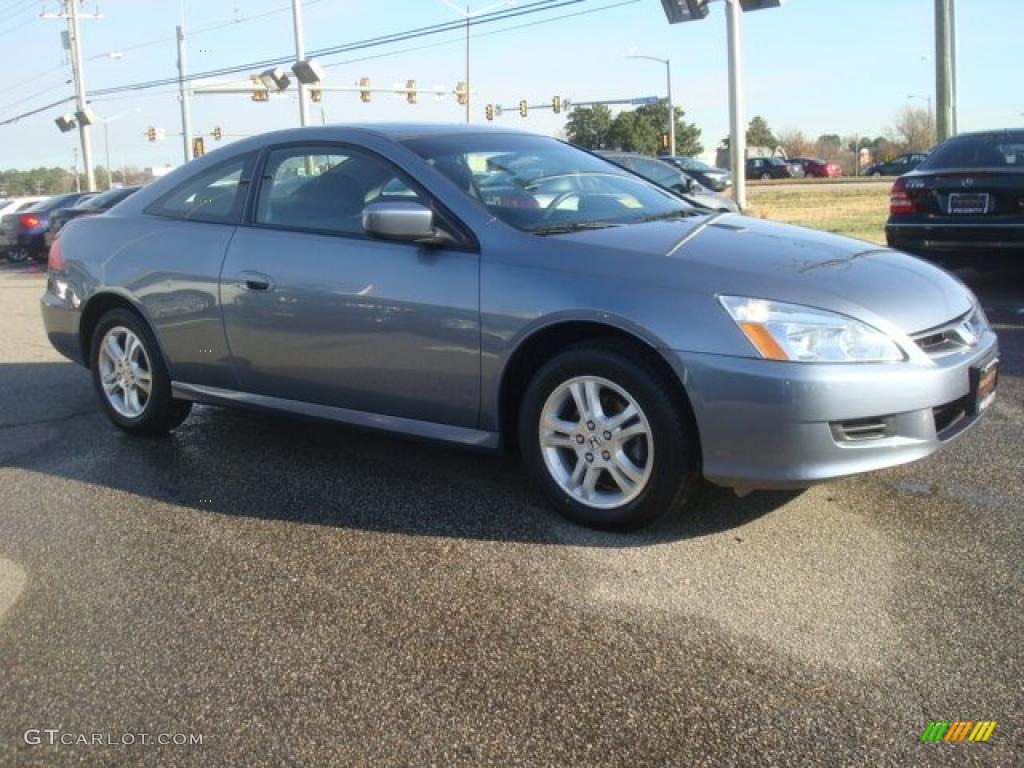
top-left (519, 341), bottom-right (698, 530)
top-left (760, 172), bottom-right (772, 180)
top-left (90, 308), bottom-right (192, 435)
top-left (7, 247), bottom-right (28, 263)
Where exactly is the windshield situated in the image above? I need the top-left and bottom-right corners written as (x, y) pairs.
top-left (918, 131), bottom-right (1024, 170)
top-left (26, 194), bottom-right (81, 213)
top-left (80, 187), bottom-right (134, 210)
top-left (403, 133), bottom-right (697, 233)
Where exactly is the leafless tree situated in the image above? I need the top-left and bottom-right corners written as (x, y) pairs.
top-left (776, 128), bottom-right (815, 158)
top-left (890, 106), bottom-right (936, 152)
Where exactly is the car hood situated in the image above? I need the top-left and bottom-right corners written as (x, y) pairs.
top-left (555, 214), bottom-right (973, 335)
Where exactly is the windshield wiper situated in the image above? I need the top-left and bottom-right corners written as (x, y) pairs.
top-left (634, 210), bottom-right (700, 223)
top-left (529, 221), bottom-right (624, 235)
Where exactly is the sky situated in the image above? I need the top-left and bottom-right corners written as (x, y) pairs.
top-left (0, 0), bottom-right (1020, 173)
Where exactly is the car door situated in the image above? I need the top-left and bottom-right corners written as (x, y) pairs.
top-left (219, 142), bottom-right (481, 428)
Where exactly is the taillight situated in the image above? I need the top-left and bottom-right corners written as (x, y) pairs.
top-left (889, 179), bottom-right (916, 215)
top-left (47, 235), bottom-right (64, 272)
top-left (19, 214), bottom-right (40, 228)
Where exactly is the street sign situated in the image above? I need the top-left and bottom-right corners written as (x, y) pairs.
top-left (630, 96), bottom-right (660, 106)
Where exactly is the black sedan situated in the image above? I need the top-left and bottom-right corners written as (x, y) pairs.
top-left (46, 186), bottom-right (140, 247)
top-left (863, 152), bottom-right (928, 177)
top-left (885, 129), bottom-right (1024, 267)
top-left (746, 157), bottom-right (802, 180)
top-left (661, 156), bottom-right (732, 191)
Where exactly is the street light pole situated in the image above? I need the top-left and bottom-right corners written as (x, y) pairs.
top-left (292, 0), bottom-right (310, 126)
top-left (67, 0), bottom-right (96, 192)
top-left (627, 55), bottom-right (675, 156)
top-left (176, 25), bottom-right (193, 162)
top-left (725, 0), bottom-right (746, 210)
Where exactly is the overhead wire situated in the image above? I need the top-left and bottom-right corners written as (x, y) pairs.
top-left (0, 0), bottom-right (632, 126)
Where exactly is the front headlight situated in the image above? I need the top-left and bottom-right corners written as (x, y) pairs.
top-left (719, 296), bottom-right (905, 363)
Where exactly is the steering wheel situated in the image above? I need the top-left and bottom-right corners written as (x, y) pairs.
top-left (540, 191), bottom-right (584, 221)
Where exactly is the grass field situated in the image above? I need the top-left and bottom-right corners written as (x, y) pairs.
top-left (746, 183), bottom-right (890, 244)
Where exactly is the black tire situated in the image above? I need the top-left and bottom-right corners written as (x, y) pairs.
top-left (7, 247), bottom-right (28, 263)
top-left (760, 172), bottom-right (772, 180)
top-left (89, 308), bottom-right (192, 436)
top-left (518, 340), bottom-right (699, 531)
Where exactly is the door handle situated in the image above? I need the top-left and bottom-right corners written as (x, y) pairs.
top-left (240, 271), bottom-right (273, 291)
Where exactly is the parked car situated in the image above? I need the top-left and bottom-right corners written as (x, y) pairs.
top-left (863, 152), bottom-right (928, 177)
top-left (661, 156), bottom-right (732, 191)
top-left (42, 125), bottom-right (998, 530)
top-left (597, 151), bottom-right (738, 212)
top-left (746, 156), bottom-right (803, 179)
top-left (0, 196), bottom-right (46, 256)
top-left (46, 186), bottom-right (141, 247)
top-left (788, 157), bottom-right (842, 178)
top-left (885, 129), bottom-right (1024, 267)
top-left (9, 192), bottom-right (92, 262)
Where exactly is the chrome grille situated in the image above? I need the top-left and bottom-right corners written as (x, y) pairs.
top-left (911, 306), bottom-right (988, 358)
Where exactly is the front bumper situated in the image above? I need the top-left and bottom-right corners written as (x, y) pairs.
top-left (667, 331), bottom-right (999, 490)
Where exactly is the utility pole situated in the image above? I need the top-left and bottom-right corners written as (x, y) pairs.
top-left (465, 5), bottom-right (471, 123)
top-left (934, 0), bottom-right (954, 142)
top-left (67, 0), bottom-right (96, 191)
top-left (292, 0), bottom-right (310, 126)
top-left (177, 25), bottom-right (193, 162)
top-left (949, 0), bottom-right (958, 135)
top-left (725, 0), bottom-right (746, 210)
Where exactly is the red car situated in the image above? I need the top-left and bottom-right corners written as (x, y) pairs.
top-left (789, 157), bottom-right (842, 178)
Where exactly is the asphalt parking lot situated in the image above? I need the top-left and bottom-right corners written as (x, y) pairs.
top-left (0, 260), bottom-right (1021, 767)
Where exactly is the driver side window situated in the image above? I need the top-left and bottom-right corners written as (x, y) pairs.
top-left (255, 145), bottom-right (427, 236)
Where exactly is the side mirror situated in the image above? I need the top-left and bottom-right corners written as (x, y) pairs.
top-left (362, 201), bottom-right (449, 244)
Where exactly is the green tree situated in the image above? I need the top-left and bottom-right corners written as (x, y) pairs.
top-left (609, 109), bottom-right (659, 154)
top-left (563, 104), bottom-right (614, 149)
top-left (570, 101), bottom-right (702, 156)
top-left (634, 102), bottom-right (703, 157)
top-left (746, 115), bottom-right (777, 148)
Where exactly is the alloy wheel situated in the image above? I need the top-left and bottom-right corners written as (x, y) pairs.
top-left (538, 376), bottom-right (654, 509)
top-left (97, 326), bottom-right (153, 418)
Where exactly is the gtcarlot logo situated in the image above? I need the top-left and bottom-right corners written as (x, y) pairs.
top-left (23, 729), bottom-right (203, 747)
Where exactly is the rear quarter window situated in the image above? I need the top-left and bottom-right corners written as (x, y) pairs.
top-left (146, 153), bottom-right (256, 224)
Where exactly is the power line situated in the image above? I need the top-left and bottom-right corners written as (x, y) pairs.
top-left (0, 0), bottom-right (581, 125)
top-left (84, 0), bottom-right (570, 98)
top-left (322, 0), bottom-right (638, 71)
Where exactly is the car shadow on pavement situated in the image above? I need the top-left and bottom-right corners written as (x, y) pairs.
top-left (2, 362), bottom-right (796, 548)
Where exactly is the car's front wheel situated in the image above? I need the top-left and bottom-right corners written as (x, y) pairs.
top-left (519, 342), bottom-right (698, 530)
top-left (760, 172), bottom-right (772, 180)
top-left (90, 308), bottom-right (192, 435)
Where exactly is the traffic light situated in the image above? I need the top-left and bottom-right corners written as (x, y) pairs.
top-left (519, 100), bottom-right (528, 118)
top-left (145, 126), bottom-right (158, 142)
top-left (455, 81), bottom-right (467, 106)
top-left (406, 79), bottom-right (417, 104)
top-left (211, 126), bottom-right (223, 141)
top-left (251, 89), bottom-right (269, 102)
top-left (359, 77), bottom-right (371, 103)
top-left (485, 104), bottom-right (494, 121)
top-left (310, 89), bottom-right (322, 103)
top-left (552, 95), bottom-right (562, 114)
top-left (192, 137), bottom-right (205, 157)
top-left (660, 132), bottom-right (670, 151)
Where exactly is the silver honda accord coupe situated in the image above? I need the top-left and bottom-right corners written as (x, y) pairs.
top-left (41, 124), bottom-right (999, 530)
